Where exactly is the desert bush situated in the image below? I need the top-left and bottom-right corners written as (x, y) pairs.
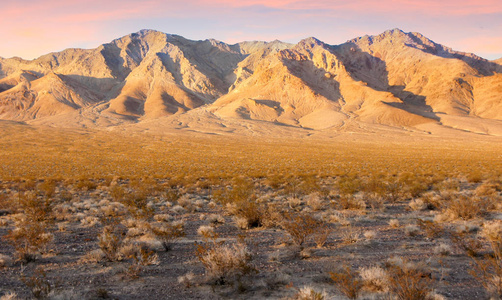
top-left (306, 193), bottom-right (324, 211)
top-left (329, 265), bottom-right (363, 299)
top-left (451, 231), bottom-right (484, 257)
top-left (21, 267), bottom-right (53, 299)
top-left (417, 219), bottom-right (444, 239)
top-left (385, 259), bottom-right (434, 300)
top-left (0, 292), bottom-right (19, 300)
top-left (341, 226), bottom-right (360, 244)
top-left (470, 221), bottom-right (502, 299)
top-left (405, 225), bottom-right (421, 237)
top-left (6, 191), bottom-right (55, 262)
top-left (336, 175), bottom-right (363, 196)
top-left (409, 198), bottom-right (427, 211)
top-left (383, 177), bottom-right (404, 203)
top-left (335, 195), bottom-right (366, 210)
top-left (314, 226), bottom-right (331, 248)
top-left (292, 286), bottom-right (328, 300)
top-left (363, 230), bottom-right (377, 240)
top-left (178, 272), bottom-right (195, 288)
top-left (197, 225), bottom-right (217, 239)
top-left (434, 243), bottom-right (452, 256)
top-left (281, 212), bottom-right (323, 249)
top-left (471, 256), bottom-right (502, 299)
top-left (98, 225), bottom-right (126, 261)
top-left (364, 192), bottom-right (385, 211)
top-left (196, 241), bottom-right (257, 286)
top-left (0, 254), bottom-right (13, 267)
top-left (151, 221), bottom-right (185, 251)
top-left (109, 184), bottom-right (126, 202)
top-left (122, 191), bottom-right (154, 220)
top-left (37, 180), bottom-right (57, 198)
top-left (227, 199), bottom-right (264, 229)
top-left (17, 191), bottom-right (53, 223)
top-left (398, 172), bottom-right (430, 198)
top-left (359, 266), bottom-right (389, 292)
top-left (6, 224), bottom-right (53, 262)
top-left (441, 193), bottom-right (489, 221)
top-left (389, 219), bottom-right (400, 228)
top-left (213, 177), bottom-right (254, 205)
top-left (207, 214), bottom-right (225, 225)
top-left (131, 245), bottom-right (160, 266)
top-left (74, 178), bottom-right (97, 191)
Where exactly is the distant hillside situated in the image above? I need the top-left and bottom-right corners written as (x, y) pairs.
top-left (0, 29), bottom-right (501, 135)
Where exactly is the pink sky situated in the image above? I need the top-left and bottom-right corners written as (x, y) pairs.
top-left (1, 0), bottom-right (501, 60)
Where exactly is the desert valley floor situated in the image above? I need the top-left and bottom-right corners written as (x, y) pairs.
top-left (0, 121), bottom-right (501, 299)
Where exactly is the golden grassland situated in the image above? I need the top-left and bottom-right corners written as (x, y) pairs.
top-left (0, 123), bottom-right (501, 182)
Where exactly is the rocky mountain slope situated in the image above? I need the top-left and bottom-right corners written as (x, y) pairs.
top-left (0, 29), bottom-right (501, 134)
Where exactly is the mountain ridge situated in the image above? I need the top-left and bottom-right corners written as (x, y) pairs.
top-left (0, 28), bottom-right (501, 136)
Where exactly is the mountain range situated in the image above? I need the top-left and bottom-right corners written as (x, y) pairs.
top-left (1, 28), bottom-right (501, 135)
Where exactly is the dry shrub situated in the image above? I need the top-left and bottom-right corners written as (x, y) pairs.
top-left (336, 175), bottom-right (363, 196)
top-left (363, 230), bottom-right (377, 240)
top-left (385, 259), bottom-right (434, 300)
top-left (281, 212), bottom-right (323, 249)
top-left (398, 172), bottom-right (430, 198)
top-left (292, 286), bottom-right (328, 300)
top-left (17, 191), bottom-right (53, 223)
top-left (336, 195), bottom-right (366, 211)
top-left (306, 193), bottom-right (324, 211)
top-left (0, 254), bottom-right (14, 267)
top-left (6, 192), bottom-right (54, 262)
top-left (98, 225), bottom-right (126, 261)
top-left (434, 178), bottom-right (460, 192)
top-left (196, 241), bottom-right (257, 286)
top-left (475, 181), bottom-right (500, 197)
top-left (122, 191), bottom-right (154, 220)
top-left (451, 231), bottom-right (484, 257)
top-left (197, 225), bottom-right (217, 239)
top-left (441, 193), bottom-right (491, 221)
top-left (314, 226), bottom-right (331, 248)
top-left (416, 219), bottom-right (444, 239)
top-left (389, 219), bottom-right (400, 228)
top-left (74, 178), bottom-right (97, 191)
top-left (434, 243), bottom-right (452, 256)
top-left (37, 180), bottom-right (57, 198)
top-left (178, 272), bottom-right (195, 288)
top-left (470, 223), bottom-right (502, 299)
top-left (359, 266), bottom-right (389, 292)
top-left (409, 198), bottom-right (427, 211)
top-left (6, 225), bottom-right (53, 262)
top-left (329, 265), bottom-right (363, 299)
top-left (365, 193), bottom-right (385, 211)
top-left (150, 221), bottom-right (185, 251)
top-left (341, 226), bottom-right (360, 244)
top-left (227, 199), bottom-right (264, 228)
top-left (405, 225), bottom-right (421, 237)
top-left (212, 177), bottom-right (254, 205)
top-left (0, 292), bottom-right (19, 300)
top-left (283, 175), bottom-right (320, 198)
top-left (207, 214), bottom-right (225, 225)
top-left (131, 245), bottom-right (160, 266)
top-left (21, 267), bottom-right (53, 299)
top-left (109, 185), bottom-right (126, 202)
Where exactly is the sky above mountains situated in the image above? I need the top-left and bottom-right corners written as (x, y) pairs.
top-left (2, 0), bottom-right (501, 60)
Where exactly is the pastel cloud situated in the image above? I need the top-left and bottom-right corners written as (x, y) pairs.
top-left (0, 0), bottom-right (501, 60)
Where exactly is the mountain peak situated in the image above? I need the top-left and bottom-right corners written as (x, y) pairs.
top-left (297, 37), bottom-right (326, 49)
